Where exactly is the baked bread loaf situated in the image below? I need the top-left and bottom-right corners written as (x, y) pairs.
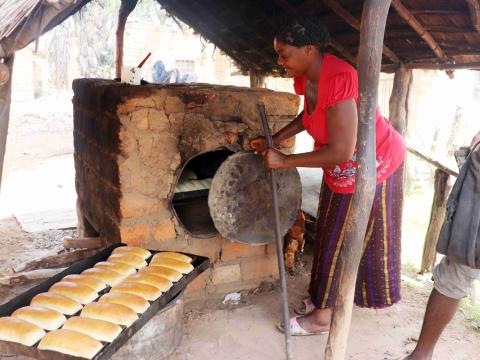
top-left (62, 316), bottom-right (122, 343)
top-left (112, 246), bottom-right (151, 260)
top-left (49, 282), bottom-right (98, 304)
top-left (110, 281), bottom-right (161, 301)
top-left (30, 292), bottom-right (82, 315)
top-left (139, 266), bottom-right (183, 282)
top-left (0, 317), bottom-right (45, 346)
top-left (62, 274), bottom-right (106, 292)
top-left (99, 292), bottom-right (149, 314)
top-left (153, 252), bottom-right (192, 263)
top-left (108, 253), bottom-right (147, 269)
top-left (11, 306), bottom-right (66, 331)
top-left (81, 302), bottom-right (138, 326)
top-left (125, 273), bottom-right (172, 292)
top-left (94, 261), bottom-right (136, 276)
top-left (149, 257), bottom-right (193, 274)
top-left (38, 329), bottom-right (102, 359)
top-left (82, 267), bottom-right (125, 286)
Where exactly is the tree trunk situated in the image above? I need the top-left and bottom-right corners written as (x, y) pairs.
top-left (420, 169), bottom-right (450, 274)
top-left (389, 64), bottom-right (412, 136)
top-left (249, 69), bottom-right (265, 88)
top-left (324, 1), bottom-right (391, 359)
top-left (0, 55), bottom-right (15, 191)
top-left (116, 0), bottom-right (138, 78)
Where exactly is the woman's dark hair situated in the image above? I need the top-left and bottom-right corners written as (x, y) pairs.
top-left (275, 15), bottom-right (331, 51)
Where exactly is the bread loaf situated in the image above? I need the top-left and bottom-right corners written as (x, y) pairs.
top-left (125, 273), bottom-right (172, 292)
top-left (110, 281), bottom-right (162, 301)
top-left (62, 274), bottom-right (106, 292)
top-left (38, 329), bottom-right (102, 359)
top-left (62, 316), bottom-right (122, 343)
top-left (49, 281), bottom-right (98, 304)
top-left (11, 306), bottom-right (66, 330)
top-left (112, 246), bottom-right (151, 260)
top-left (149, 257), bottom-right (193, 274)
top-left (94, 261), bottom-right (136, 276)
top-left (0, 317), bottom-right (45, 346)
top-left (99, 292), bottom-right (149, 314)
top-left (108, 253), bottom-right (147, 269)
top-left (81, 302), bottom-right (138, 326)
top-left (152, 252), bottom-right (192, 263)
top-left (139, 266), bottom-right (183, 282)
top-left (30, 292), bottom-right (82, 315)
top-left (82, 267), bottom-right (125, 286)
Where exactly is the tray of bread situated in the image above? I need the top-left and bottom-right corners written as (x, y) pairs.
top-left (0, 244), bottom-right (210, 359)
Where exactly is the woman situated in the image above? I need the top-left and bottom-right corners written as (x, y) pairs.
top-left (251, 16), bottom-right (406, 336)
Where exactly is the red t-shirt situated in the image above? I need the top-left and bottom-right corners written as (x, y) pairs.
top-left (294, 54), bottom-right (405, 194)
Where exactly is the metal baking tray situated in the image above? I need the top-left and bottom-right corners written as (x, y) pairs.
top-left (0, 243), bottom-right (210, 359)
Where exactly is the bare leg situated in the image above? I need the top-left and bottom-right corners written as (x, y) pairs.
top-left (406, 289), bottom-right (460, 360)
top-left (297, 307), bottom-right (332, 333)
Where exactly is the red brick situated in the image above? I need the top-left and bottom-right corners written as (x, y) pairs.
top-left (212, 264), bottom-right (241, 285)
top-left (187, 271), bottom-right (208, 292)
top-left (241, 255), bottom-right (279, 281)
top-left (220, 240), bottom-right (266, 261)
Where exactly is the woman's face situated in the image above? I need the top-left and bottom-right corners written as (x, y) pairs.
top-left (274, 38), bottom-right (313, 77)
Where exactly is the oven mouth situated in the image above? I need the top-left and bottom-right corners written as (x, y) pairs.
top-left (171, 148), bottom-right (234, 238)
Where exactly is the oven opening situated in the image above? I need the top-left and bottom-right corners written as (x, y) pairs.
top-left (172, 149), bottom-right (234, 237)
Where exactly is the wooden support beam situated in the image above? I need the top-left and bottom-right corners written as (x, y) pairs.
top-left (390, 0), bottom-right (449, 62)
top-left (249, 69), bottom-right (265, 88)
top-left (116, 0), bottom-right (138, 78)
top-left (388, 64), bottom-right (412, 136)
top-left (407, 145), bottom-right (458, 177)
top-left (466, 0), bottom-right (480, 32)
top-left (329, 39), bottom-right (357, 64)
top-left (420, 169), bottom-right (450, 274)
top-left (406, 61), bottom-right (480, 70)
top-left (0, 55), bottom-right (14, 191)
top-left (323, 0), bottom-right (400, 64)
top-left (324, 0), bottom-right (390, 358)
top-left (63, 237), bottom-right (105, 249)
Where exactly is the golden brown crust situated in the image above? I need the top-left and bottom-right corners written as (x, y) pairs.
top-left (30, 292), bottom-right (82, 316)
top-left (149, 257), bottom-right (194, 274)
top-left (125, 273), bottom-right (173, 292)
top-left (139, 266), bottom-right (183, 282)
top-left (112, 246), bottom-right (151, 260)
top-left (152, 252), bottom-right (192, 263)
top-left (62, 316), bottom-right (122, 343)
top-left (38, 329), bottom-right (102, 359)
top-left (99, 292), bottom-right (149, 314)
top-left (0, 317), bottom-right (45, 346)
top-left (108, 253), bottom-right (147, 269)
top-left (81, 267), bottom-right (126, 286)
top-left (11, 306), bottom-right (66, 331)
top-left (110, 281), bottom-right (162, 301)
top-left (81, 302), bottom-right (138, 326)
top-left (62, 274), bottom-right (106, 292)
top-left (49, 281), bottom-right (98, 304)
top-left (94, 261), bottom-right (136, 276)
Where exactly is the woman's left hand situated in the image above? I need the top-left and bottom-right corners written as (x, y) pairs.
top-left (262, 149), bottom-right (287, 169)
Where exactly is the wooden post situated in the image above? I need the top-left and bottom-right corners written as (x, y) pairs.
top-left (116, 0), bottom-right (138, 78)
top-left (324, 0), bottom-right (391, 359)
top-left (0, 54), bottom-right (15, 191)
top-left (388, 64), bottom-right (412, 136)
top-left (419, 169), bottom-right (450, 274)
top-left (249, 69), bottom-right (265, 88)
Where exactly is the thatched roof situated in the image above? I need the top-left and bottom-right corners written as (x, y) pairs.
top-left (1, 0), bottom-right (480, 73)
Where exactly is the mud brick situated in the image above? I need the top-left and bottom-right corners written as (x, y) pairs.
top-left (220, 240), bottom-right (266, 261)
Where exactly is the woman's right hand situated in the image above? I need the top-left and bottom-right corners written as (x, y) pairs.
top-left (250, 136), bottom-right (268, 154)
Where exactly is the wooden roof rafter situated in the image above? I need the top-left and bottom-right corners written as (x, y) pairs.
top-left (323, 0), bottom-right (400, 64)
top-left (466, 0), bottom-right (480, 32)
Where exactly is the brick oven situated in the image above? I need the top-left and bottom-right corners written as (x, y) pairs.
top-left (72, 79), bottom-right (299, 296)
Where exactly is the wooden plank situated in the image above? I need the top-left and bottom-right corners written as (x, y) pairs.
top-left (391, 0), bottom-right (449, 62)
top-left (13, 249), bottom-right (99, 273)
top-left (63, 237), bottom-right (105, 249)
top-left (406, 61), bottom-right (480, 70)
top-left (466, 0), bottom-right (480, 32)
top-left (0, 54), bottom-right (14, 191)
top-left (0, 268), bottom-right (66, 287)
top-left (388, 64), bottom-right (412, 136)
top-left (323, 0), bottom-right (400, 64)
top-left (324, 0), bottom-right (391, 358)
top-left (407, 145), bottom-right (458, 177)
top-left (420, 169), bottom-right (450, 274)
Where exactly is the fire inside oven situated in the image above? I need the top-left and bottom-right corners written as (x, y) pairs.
top-left (172, 149), bottom-right (234, 237)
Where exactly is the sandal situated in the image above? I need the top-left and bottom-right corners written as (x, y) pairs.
top-left (294, 298), bottom-right (316, 316)
top-left (276, 316), bottom-right (329, 336)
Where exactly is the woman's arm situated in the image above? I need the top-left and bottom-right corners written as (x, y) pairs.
top-left (263, 99), bottom-right (357, 169)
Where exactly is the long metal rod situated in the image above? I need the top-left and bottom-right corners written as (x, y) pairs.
top-left (257, 102), bottom-right (292, 360)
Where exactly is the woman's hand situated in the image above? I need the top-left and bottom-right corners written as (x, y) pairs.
top-left (250, 136), bottom-right (268, 154)
top-left (262, 149), bottom-right (287, 169)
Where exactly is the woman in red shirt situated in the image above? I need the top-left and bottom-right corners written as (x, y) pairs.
top-left (251, 16), bottom-right (406, 336)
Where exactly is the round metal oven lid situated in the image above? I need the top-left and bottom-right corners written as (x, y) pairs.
top-left (208, 152), bottom-right (302, 244)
